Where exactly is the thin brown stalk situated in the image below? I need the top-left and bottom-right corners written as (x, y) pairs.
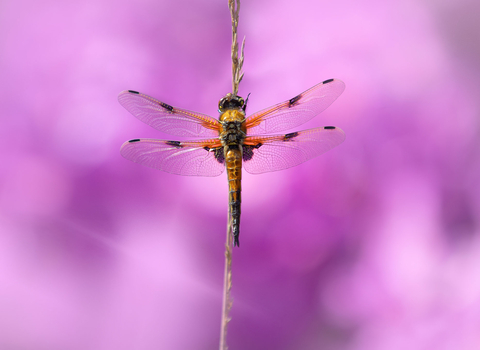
top-left (219, 211), bottom-right (233, 350)
top-left (220, 2), bottom-right (244, 349)
top-left (229, 0), bottom-right (245, 96)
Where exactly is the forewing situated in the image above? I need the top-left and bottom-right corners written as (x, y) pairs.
top-left (118, 90), bottom-right (221, 137)
top-left (245, 79), bottom-right (345, 135)
top-left (120, 138), bottom-right (225, 176)
top-left (242, 126), bottom-right (345, 174)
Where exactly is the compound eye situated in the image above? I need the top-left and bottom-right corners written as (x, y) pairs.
top-left (218, 98), bottom-right (226, 110)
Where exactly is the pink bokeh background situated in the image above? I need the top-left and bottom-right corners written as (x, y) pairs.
top-left (1, 0), bottom-right (480, 349)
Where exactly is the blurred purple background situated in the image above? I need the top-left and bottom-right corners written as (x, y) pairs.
top-left (1, 0), bottom-right (480, 349)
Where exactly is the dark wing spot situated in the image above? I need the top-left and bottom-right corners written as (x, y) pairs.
top-left (322, 79), bottom-right (334, 84)
top-left (214, 147), bottom-right (225, 164)
top-left (288, 94), bottom-right (302, 107)
top-left (165, 140), bottom-right (182, 148)
top-left (128, 139), bottom-right (141, 143)
top-left (284, 132), bottom-right (299, 140)
top-left (324, 126), bottom-right (336, 130)
top-left (128, 90), bottom-right (140, 94)
top-left (243, 143), bottom-right (262, 161)
top-left (243, 146), bottom-right (254, 161)
top-left (159, 102), bottom-right (174, 112)
top-left (204, 146), bottom-right (225, 164)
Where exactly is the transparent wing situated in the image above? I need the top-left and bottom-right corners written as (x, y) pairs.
top-left (120, 138), bottom-right (225, 177)
top-left (242, 126), bottom-right (345, 174)
top-left (245, 79), bottom-right (345, 135)
top-left (118, 90), bottom-right (222, 137)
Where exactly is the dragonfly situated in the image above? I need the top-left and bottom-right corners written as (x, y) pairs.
top-left (119, 78), bottom-right (345, 247)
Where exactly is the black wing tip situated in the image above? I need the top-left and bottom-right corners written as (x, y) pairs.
top-left (128, 138), bottom-right (141, 143)
top-left (324, 126), bottom-right (336, 130)
top-left (127, 90), bottom-right (140, 94)
top-left (234, 236), bottom-right (240, 247)
top-left (322, 78), bottom-right (334, 84)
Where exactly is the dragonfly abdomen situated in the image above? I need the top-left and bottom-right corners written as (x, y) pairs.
top-left (225, 146), bottom-right (242, 247)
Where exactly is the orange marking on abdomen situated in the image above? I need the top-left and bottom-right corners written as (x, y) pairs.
top-left (225, 147), bottom-right (242, 247)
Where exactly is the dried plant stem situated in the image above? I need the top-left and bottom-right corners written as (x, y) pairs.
top-left (229, 0), bottom-right (245, 96)
top-left (220, 1), bottom-right (244, 349)
top-left (219, 212), bottom-right (233, 350)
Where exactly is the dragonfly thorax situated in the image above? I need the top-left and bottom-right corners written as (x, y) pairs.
top-left (219, 109), bottom-right (246, 146)
top-left (220, 121), bottom-right (246, 146)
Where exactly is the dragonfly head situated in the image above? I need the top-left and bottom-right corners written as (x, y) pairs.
top-left (218, 93), bottom-right (245, 113)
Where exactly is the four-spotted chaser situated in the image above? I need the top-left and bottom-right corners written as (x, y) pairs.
top-left (119, 79), bottom-right (345, 246)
